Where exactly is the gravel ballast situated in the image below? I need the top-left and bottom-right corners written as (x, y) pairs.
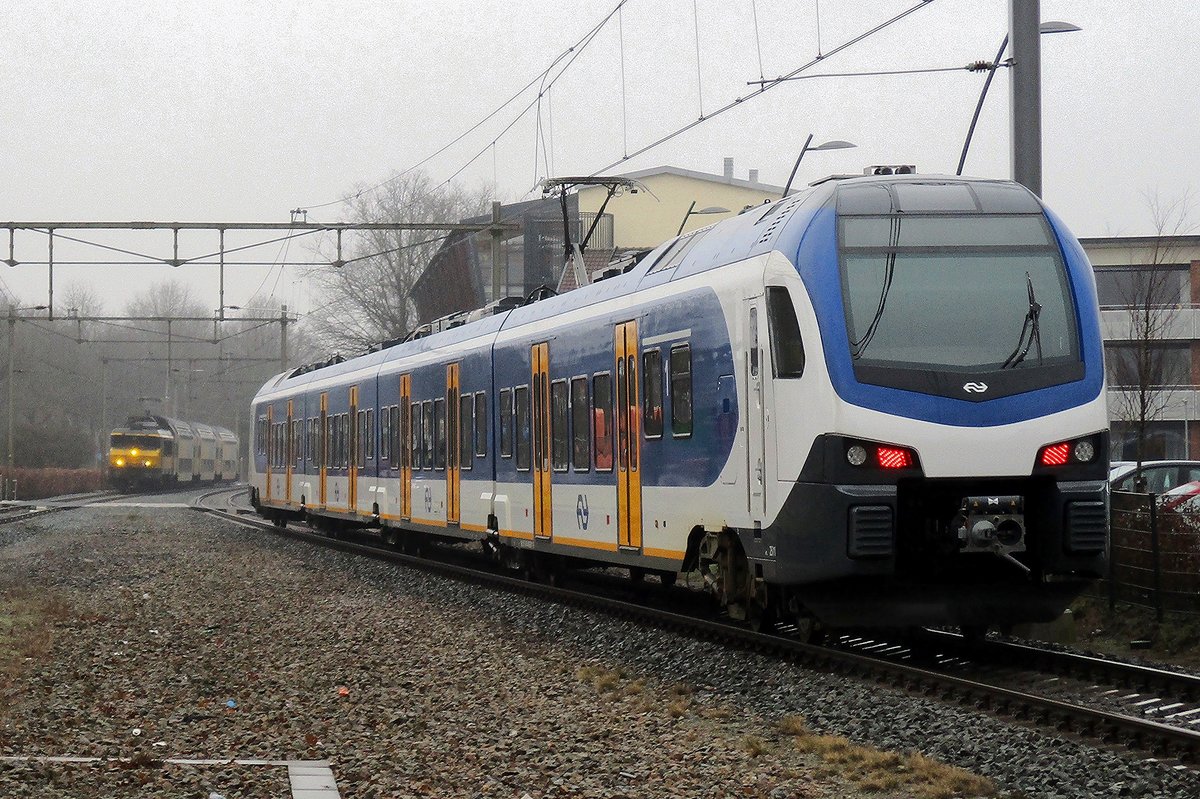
top-left (0, 504), bottom-right (1196, 797)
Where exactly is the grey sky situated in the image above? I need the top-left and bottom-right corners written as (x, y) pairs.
top-left (1, 0), bottom-right (1196, 316)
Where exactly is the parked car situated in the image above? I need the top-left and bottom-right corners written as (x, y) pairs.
top-left (1109, 460), bottom-right (1200, 494)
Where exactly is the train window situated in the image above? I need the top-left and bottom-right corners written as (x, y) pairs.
top-left (366, 408), bottom-right (374, 461)
top-left (392, 405), bottom-right (402, 469)
top-left (474, 392), bottom-right (487, 457)
top-left (514, 385), bottom-right (531, 471)
top-left (356, 410), bottom-right (365, 467)
top-left (434, 399), bottom-right (446, 470)
top-left (551, 379), bottom-right (569, 472)
top-left (422, 401), bottom-right (434, 470)
top-left (294, 420), bottom-right (303, 465)
top-left (670, 345), bottom-right (693, 437)
top-left (593, 373), bottom-right (613, 471)
top-left (642, 349), bottom-right (664, 438)
top-left (750, 307), bottom-right (760, 377)
top-left (766, 287), bottom-right (805, 378)
top-left (459, 394), bottom-right (473, 470)
top-left (411, 402), bottom-right (422, 470)
top-left (499, 388), bottom-right (513, 459)
top-left (380, 408), bottom-right (390, 461)
top-left (328, 417), bottom-right (337, 469)
top-left (571, 377), bottom-right (590, 471)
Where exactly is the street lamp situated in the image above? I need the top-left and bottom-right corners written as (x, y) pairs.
top-left (782, 135), bottom-right (857, 196)
top-left (956, 20), bottom-right (1082, 178)
top-left (676, 202), bottom-right (731, 236)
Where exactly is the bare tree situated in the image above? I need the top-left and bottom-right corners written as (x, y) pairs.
top-left (306, 170), bottom-right (494, 354)
top-left (1108, 190), bottom-right (1196, 472)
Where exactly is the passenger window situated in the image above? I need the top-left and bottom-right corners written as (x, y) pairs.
top-left (434, 399), bottom-right (446, 470)
top-left (515, 385), bottom-right (531, 471)
top-left (474, 392), bottom-right (487, 457)
top-left (381, 409), bottom-right (390, 461)
top-left (766, 286), bottom-right (805, 378)
top-left (571, 377), bottom-right (590, 471)
top-left (670, 345), bottom-right (693, 437)
top-left (593, 373), bottom-right (613, 471)
top-left (551, 379), bottom-right (569, 471)
top-left (499, 388), bottom-right (513, 458)
top-left (642, 349), bottom-right (664, 438)
top-left (410, 403), bottom-right (420, 469)
top-left (422, 401), bottom-right (434, 470)
top-left (365, 409), bottom-right (374, 461)
top-left (459, 394), bottom-right (473, 470)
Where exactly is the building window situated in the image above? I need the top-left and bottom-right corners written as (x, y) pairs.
top-left (1105, 342), bottom-right (1190, 387)
top-left (670, 345), bottom-right (693, 437)
top-left (1094, 265), bottom-right (1188, 308)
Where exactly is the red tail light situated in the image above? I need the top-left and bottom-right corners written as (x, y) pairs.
top-left (1039, 442), bottom-right (1071, 466)
top-left (876, 446), bottom-right (914, 469)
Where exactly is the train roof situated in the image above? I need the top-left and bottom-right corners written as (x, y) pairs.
top-left (111, 414), bottom-right (235, 441)
top-left (252, 175), bottom-right (1043, 403)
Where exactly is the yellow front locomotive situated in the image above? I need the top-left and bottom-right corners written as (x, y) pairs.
top-left (108, 416), bottom-right (176, 490)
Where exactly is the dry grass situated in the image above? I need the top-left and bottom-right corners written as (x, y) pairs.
top-left (0, 589), bottom-right (71, 706)
top-left (781, 714), bottom-right (995, 798)
top-left (741, 735), bottom-right (770, 758)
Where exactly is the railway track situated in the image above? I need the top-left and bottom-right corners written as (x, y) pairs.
top-left (193, 487), bottom-right (1200, 767)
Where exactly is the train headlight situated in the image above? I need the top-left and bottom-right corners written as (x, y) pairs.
top-left (846, 445), bottom-right (868, 466)
top-left (144, 460), bottom-right (152, 467)
top-left (115, 458), bottom-right (125, 467)
top-left (131, 449), bottom-right (139, 457)
top-left (1072, 440), bottom-right (1095, 463)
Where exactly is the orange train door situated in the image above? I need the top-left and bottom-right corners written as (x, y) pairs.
top-left (446, 363), bottom-right (461, 525)
top-left (615, 321), bottom-right (642, 549)
top-left (348, 386), bottom-right (359, 512)
top-left (265, 405), bottom-right (274, 503)
top-left (285, 400), bottom-right (294, 505)
top-left (319, 392), bottom-right (328, 508)
top-left (531, 342), bottom-right (552, 539)
top-left (400, 374), bottom-right (412, 520)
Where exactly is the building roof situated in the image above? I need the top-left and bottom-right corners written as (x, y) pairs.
top-left (604, 165), bottom-right (785, 195)
top-left (1079, 234), bottom-right (1200, 249)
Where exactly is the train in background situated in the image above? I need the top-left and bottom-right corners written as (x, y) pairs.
top-left (108, 414), bottom-right (239, 490)
top-left (249, 172), bottom-right (1109, 634)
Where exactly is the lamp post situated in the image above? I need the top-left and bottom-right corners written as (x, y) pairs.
top-left (956, 17), bottom-right (1081, 182)
top-left (676, 203), bottom-right (731, 237)
top-left (7, 304), bottom-right (48, 469)
top-left (782, 135), bottom-right (857, 196)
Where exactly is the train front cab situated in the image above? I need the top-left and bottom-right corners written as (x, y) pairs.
top-left (739, 177), bottom-right (1109, 630)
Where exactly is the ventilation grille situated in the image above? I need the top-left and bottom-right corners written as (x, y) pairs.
top-left (1066, 501), bottom-right (1107, 554)
top-left (848, 505), bottom-right (894, 558)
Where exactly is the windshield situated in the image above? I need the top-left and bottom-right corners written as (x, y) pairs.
top-left (110, 434), bottom-right (163, 450)
top-left (840, 214), bottom-right (1078, 372)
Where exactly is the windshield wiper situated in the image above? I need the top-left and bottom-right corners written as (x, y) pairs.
top-left (1001, 271), bottom-right (1042, 369)
top-left (851, 216), bottom-right (901, 359)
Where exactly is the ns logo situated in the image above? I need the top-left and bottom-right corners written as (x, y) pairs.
top-left (962, 382), bottom-right (989, 394)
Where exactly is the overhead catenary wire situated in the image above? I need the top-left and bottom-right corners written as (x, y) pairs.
top-left (747, 63), bottom-right (986, 85)
top-left (590, 0), bottom-right (938, 176)
top-left (296, 0), bottom-right (633, 213)
top-left (693, 0), bottom-right (704, 118)
top-left (750, 0), bottom-right (765, 84)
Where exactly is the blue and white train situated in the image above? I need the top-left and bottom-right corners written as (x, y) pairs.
top-left (250, 173), bottom-right (1108, 632)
